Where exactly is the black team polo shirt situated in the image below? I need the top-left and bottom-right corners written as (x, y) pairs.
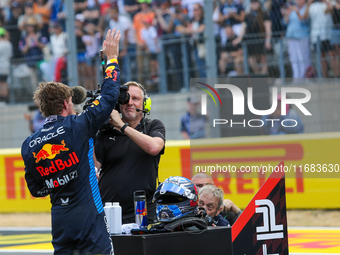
top-left (95, 118), bottom-right (165, 223)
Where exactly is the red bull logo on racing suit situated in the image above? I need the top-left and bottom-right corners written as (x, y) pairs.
top-left (105, 66), bottom-right (117, 81)
top-left (36, 152), bottom-right (79, 177)
top-left (33, 140), bottom-right (69, 163)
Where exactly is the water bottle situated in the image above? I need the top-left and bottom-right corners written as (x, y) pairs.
top-left (104, 202), bottom-right (122, 235)
top-left (104, 202), bottom-right (112, 233)
top-left (110, 202), bottom-right (122, 235)
top-left (134, 190), bottom-right (148, 228)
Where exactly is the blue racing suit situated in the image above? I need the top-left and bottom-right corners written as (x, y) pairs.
top-left (21, 62), bottom-right (120, 255)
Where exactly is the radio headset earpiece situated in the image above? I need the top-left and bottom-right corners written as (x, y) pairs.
top-left (141, 85), bottom-right (151, 114)
top-left (123, 81), bottom-right (152, 114)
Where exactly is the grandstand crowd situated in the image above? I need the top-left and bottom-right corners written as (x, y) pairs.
top-left (0, 0), bottom-right (339, 102)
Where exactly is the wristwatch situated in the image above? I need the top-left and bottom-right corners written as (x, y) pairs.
top-left (120, 123), bottom-right (130, 133)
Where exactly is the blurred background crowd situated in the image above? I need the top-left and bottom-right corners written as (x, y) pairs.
top-left (0, 0), bottom-right (339, 104)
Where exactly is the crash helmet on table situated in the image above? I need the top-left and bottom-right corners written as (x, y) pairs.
top-left (153, 176), bottom-right (198, 222)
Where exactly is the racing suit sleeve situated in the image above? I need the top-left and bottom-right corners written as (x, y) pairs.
top-left (25, 170), bottom-right (52, 197)
top-left (94, 131), bottom-right (105, 165)
top-left (78, 63), bottom-right (121, 138)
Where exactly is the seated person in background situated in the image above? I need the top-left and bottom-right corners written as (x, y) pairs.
top-left (261, 94), bottom-right (304, 135)
top-left (198, 185), bottom-right (230, 226)
top-left (192, 173), bottom-right (241, 225)
top-left (219, 24), bottom-right (243, 76)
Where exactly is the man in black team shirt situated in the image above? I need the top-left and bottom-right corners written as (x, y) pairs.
top-left (95, 81), bottom-right (166, 224)
top-left (21, 29), bottom-right (121, 254)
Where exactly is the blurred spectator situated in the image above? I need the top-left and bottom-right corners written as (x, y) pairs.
top-left (51, 24), bottom-right (67, 83)
top-left (0, 1), bottom-right (10, 22)
top-left (284, 0), bottom-right (311, 81)
top-left (82, 22), bottom-right (101, 90)
top-left (51, 22), bottom-right (68, 58)
top-left (0, 6), bottom-right (5, 26)
top-left (261, 95), bottom-right (304, 135)
top-left (218, 0), bottom-right (245, 36)
top-left (5, 2), bottom-right (23, 61)
top-left (154, 1), bottom-right (184, 90)
top-left (12, 0), bottom-right (25, 12)
top-left (33, 0), bottom-right (52, 41)
top-left (19, 16), bottom-right (46, 94)
top-left (100, 0), bottom-right (126, 16)
top-left (40, 22), bottom-right (68, 82)
top-left (100, 0), bottom-right (112, 15)
top-left (309, 0), bottom-right (339, 77)
top-left (266, 0), bottom-right (286, 41)
top-left (154, 0), bottom-right (188, 90)
top-left (175, 3), bottom-right (206, 78)
top-left (74, 0), bottom-right (88, 14)
top-left (133, 0), bottom-right (155, 85)
top-left (18, 2), bottom-right (43, 33)
top-left (233, 0), bottom-right (272, 74)
top-left (75, 13), bottom-right (87, 86)
top-left (181, 0), bottom-right (204, 19)
top-left (24, 104), bottom-right (45, 133)
top-left (154, 0), bottom-right (172, 35)
top-left (331, 0), bottom-right (340, 75)
top-left (113, 0), bottom-right (127, 15)
top-left (99, 3), bottom-right (136, 82)
top-left (99, 5), bottom-right (132, 73)
top-left (82, 0), bottom-right (101, 24)
top-left (187, 3), bottom-right (206, 78)
top-left (50, 0), bottom-right (65, 28)
top-left (219, 25), bottom-right (243, 76)
top-left (173, 3), bottom-right (196, 83)
top-left (141, 16), bottom-right (160, 84)
top-left (174, 4), bottom-right (191, 35)
top-left (0, 27), bottom-right (12, 103)
top-left (124, 0), bottom-right (140, 19)
top-left (180, 96), bottom-right (206, 139)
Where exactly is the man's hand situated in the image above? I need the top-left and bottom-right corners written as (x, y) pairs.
top-left (109, 109), bottom-right (124, 130)
top-left (102, 28), bottom-right (121, 60)
top-left (223, 199), bottom-right (241, 214)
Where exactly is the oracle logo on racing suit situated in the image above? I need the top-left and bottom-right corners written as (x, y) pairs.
top-left (36, 151), bottom-right (79, 177)
top-left (45, 170), bottom-right (78, 188)
top-left (29, 126), bottom-right (65, 148)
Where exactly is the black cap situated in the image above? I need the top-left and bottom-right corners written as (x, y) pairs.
top-left (25, 2), bottom-right (33, 8)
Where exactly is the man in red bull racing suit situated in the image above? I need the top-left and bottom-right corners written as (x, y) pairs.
top-left (21, 29), bottom-right (121, 255)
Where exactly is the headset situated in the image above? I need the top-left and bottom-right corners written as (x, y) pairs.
top-left (123, 81), bottom-right (152, 114)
